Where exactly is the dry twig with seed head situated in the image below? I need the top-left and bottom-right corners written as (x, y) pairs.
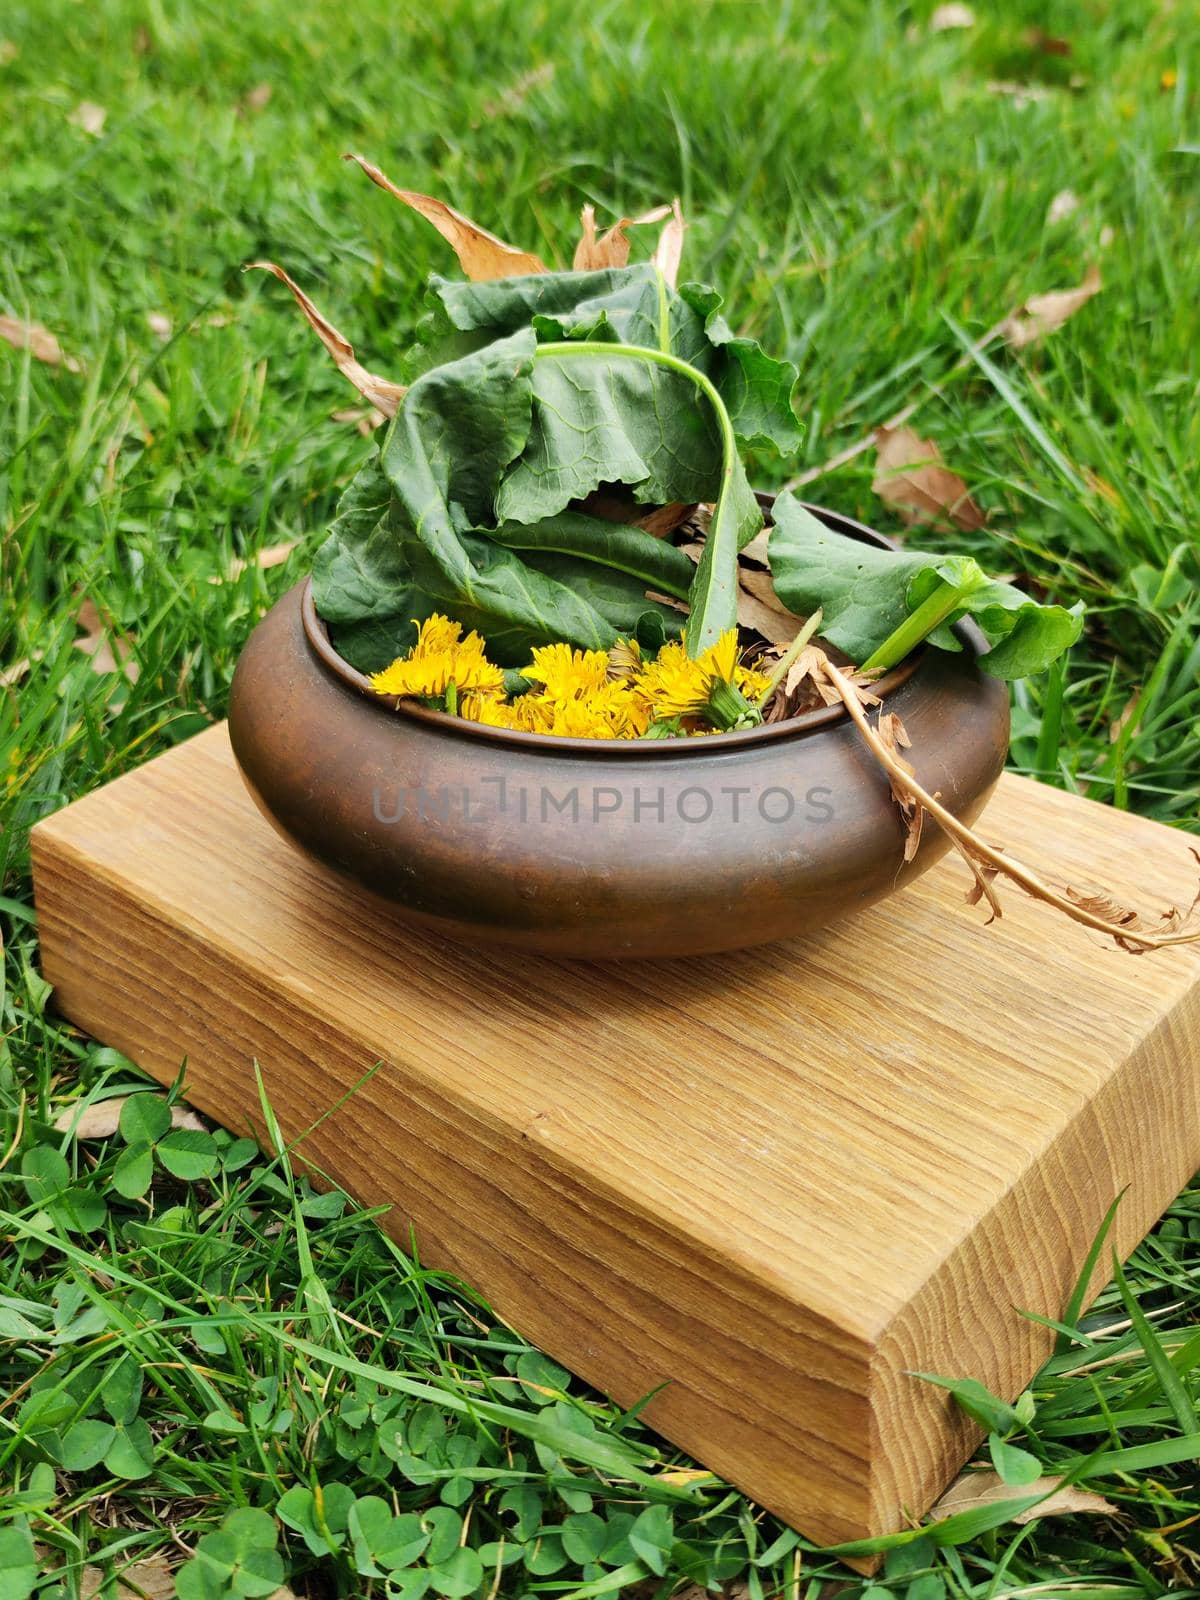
top-left (808, 651), bottom-right (1200, 953)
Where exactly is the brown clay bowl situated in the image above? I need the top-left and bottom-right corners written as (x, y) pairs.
top-left (228, 501), bottom-right (1009, 958)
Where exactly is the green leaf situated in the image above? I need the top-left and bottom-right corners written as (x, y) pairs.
top-left (628, 1504), bottom-right (675, 1576)
top-left (104, 1415), bottom-right (155, 1479)
top-left (428, 1546), bottom-right (484, 1597)
top-left (118, 1094), bottom-right (172, 1146)
top-left (277, 1482), bottom-right (355, 1557)
top-left (1112, 1251), bottom-right (1200, 1433)
top-left (102, 1355), bottom-right (144, 1424)
top-left (988, 1434), bottom-right (1043, 1484)
top-left (112, 1142), bottom-right (155, 1200)
top-left (911, 1374), bottom-right (1019, 1435)
top-left (422, 1505), bottom-right (463, 1565)
top-left (497, 346), bottom-right (720, 523)
top-left (768, 490), bottom-right (1083, 678)
top-left (0, 1525), bottom-right (39, 1600)
top-left (180, 1509), bottom-right (283, 1600)
top-left (349, 1497), bottom-right (429, 1574)
top-left (21, 1145), bottom-right (70, 1205)
top-left (489, 511), bottom-right (695, 601)
top-left (58, 1417), bottom-right (116, 1471)
top-left (157, 1129), bottom-right (220, 1182)
top-left (515, 1349), bottom-right (572, 1403)
top-left (677, 282), bottom-right (803, 454)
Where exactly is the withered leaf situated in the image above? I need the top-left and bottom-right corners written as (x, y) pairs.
top-left (1046, 188), bottom-right (1080, 225)
top-left (246, 262), bottom-right (407, 415)
top-left (737, 565), bottom-right (807, 645)
top-left (241, 82), bottom-right (272, 113)
top-left (931, 1471), bottom-right (1116, 1526)
top-left (652, 198), bottom-right (686, 290)
top-left (0, 314), bottom-right (81, 371)
top-left (69, 101), bottom-right (107, 136)
top-left (81, 1558), bottom-right (175, 1600)
top-left (146, 311), bottom-right (172, 341)
top-left (930, 3), bottom-right (975, 29)
top-left (55, 1094), bottom-right (207, 1139)
top-left (573, 203), bottom-right (671, 272)
top-left (1003, 264), bottom-right (1102, 350)
top-left (878, 709), bottom-right (925, 861)
top-left (872, 424), bottom-right (986, 532)
top-left (343, 153), bottom-right (546, 280)
top-left (75, 597), bottom-right (138, 680)
top-left (331, 404), bottom-right (386, 437)
top-left (211, 539), bottom-right (300, 584)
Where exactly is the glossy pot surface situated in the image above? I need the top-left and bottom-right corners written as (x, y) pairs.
top-left (228, 504), bottom-right (1010, 957)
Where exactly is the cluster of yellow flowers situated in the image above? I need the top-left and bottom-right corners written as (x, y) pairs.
top-left (369, 616), bottom-right (773, 739)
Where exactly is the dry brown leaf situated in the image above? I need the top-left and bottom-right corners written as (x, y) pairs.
top-left (737, 566), bottom-right (806, 645)
top-left (242, 82), bottom-right (272, 113)
top-left (1046, 188), bottom-right (1080, 225)
top-left (878, 710), bottom-right (925, 861)
top-left (1003, 264), bottom-right (1102, 350)
top-left (872, 424), bottom-right (986, 531)
top-left (930, 3), bottom-right (975, 29)
top-left (986, 79), bottom-right (1057, 107)
top-left (632, 501), bottom-right (695, 539)
top-left (573, 203), bottom-right (671, 272)
top-left (55, 1094), bottom-right (207, 1140)
top-left (75, 597), bottom-right (138, 680)
top-left (246, 262), bottom-right (407, 416)
top-left (70, 101), bottom-right (107, 136)
top-left (210, 539), bottom-right (300, 584)
top-left (331, 404), bottom-right (386, 437)
top-left (0, 313), bottom-right (81, 371)
top-left (652, 198), bottom-right (686, 290)
top-left (480, 62), bottom-right (555, 121)
top-left (81, 1558), bottom-right (175, 1600)
top-left (343, 153), bottom-right (546, 280)
top-left (931, 1470), bottom-right (1116, 1525)
top-left (1, 657), bottom-right (31, 688)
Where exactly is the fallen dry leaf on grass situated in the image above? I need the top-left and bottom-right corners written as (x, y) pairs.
top-left (246, 262), bottom-right (407, 416)
top-left (241, 82), bottom-right (272, 113)
top-left (331, 404), bottom-right (386, 436)
top-left (652, 198), bottom-right (686, 290)
top-left (573, 203), bottom-right (671, 271)
top-left (0, 313), bottom-right (81, 371)
top-left (2, 656), bottom-right (31, 687)
top-left (75, 597), bottom-right (138, 680)
top-left (987, 80), bottom-right (1057, 107)
top-left (69, 100), bottom-right (107, 136)
top-left (344, 153), bottom-right (546, 280)
top-left (480, 62), bottom-right (555, 121)
top-left (930, 3), bottom-right (975, 29)
top-left (931, 1470), bottom-right (1117, 1525)
top-left (872, 424), bottom-right (986, 531)
top-left (55, 1094), bottom-right (207, 1140)
top-left (1003, 264), bottom-right (1102, 349)
top-left (210, 539), bottom-right (300, 584)
top-left (1046, 188), bottom-right (1080, 225)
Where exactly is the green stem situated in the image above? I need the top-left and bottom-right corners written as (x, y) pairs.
top-left (755, 609), bottom-right (823, 710)
top-left (534, 340), bottom-right (741, 659)
top-left (654, 268), bottom-right (672, 354)
top-left (860, 573), bottom-right (986, 674)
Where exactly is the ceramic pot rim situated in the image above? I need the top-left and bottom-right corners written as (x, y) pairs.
top-left (300, 501), bottom-right (958, 758)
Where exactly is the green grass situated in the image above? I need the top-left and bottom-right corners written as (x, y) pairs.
top-left (2, 0), bottom-right (1200, 1593)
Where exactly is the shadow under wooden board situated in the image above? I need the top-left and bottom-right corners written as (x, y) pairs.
top-left (31, 721), bottom-right (1200, 1555)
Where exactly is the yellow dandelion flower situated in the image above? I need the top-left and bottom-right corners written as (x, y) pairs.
top-left (635, 630), bottom-right (765, 727)
top-left (460, 693), bottom-right (519, 729)
top-left (410, 613), bottom-right (464, 657)
top-left (370, 617), bottom-right (505, 701)
top-left (523, 642), bottom-right (610, 700)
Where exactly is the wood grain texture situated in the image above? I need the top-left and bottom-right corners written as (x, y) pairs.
top-left (31, 722), bottom-right (1200, 1550)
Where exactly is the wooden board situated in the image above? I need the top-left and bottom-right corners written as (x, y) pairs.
top-left (31, 722), bottom-right (1200, 1552)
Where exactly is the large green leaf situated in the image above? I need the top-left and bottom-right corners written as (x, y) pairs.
top-left (496, 347), bottom-right (722, 522)
top-left (768, 489), bottom-right (1083, 677)
top-left (676, 283), bottom-right (803, 455)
